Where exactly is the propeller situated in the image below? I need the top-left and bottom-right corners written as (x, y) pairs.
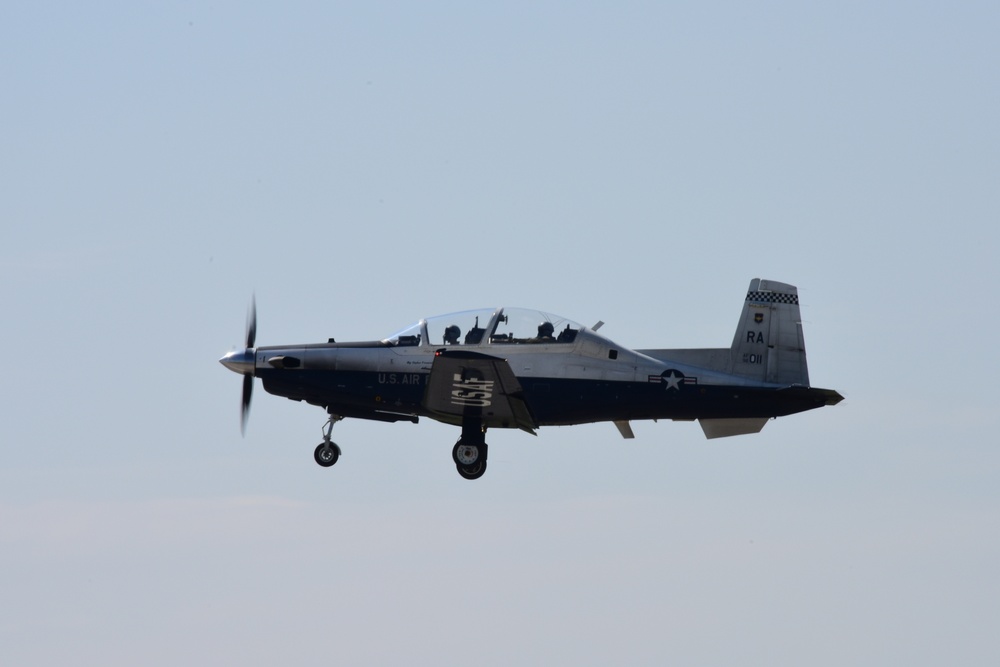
top-left (219, 295), bottom-right (257, 436)
top-left (246, 294), bottom-right (257, 348)
top-left (241, 295), bottom-right (256, 434)
top-left (241, 374), bottom-right (253, 435)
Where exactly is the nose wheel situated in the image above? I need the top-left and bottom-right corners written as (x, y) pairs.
top-left (314, 414), bottom-right (343, 468)
top-left (314, 442), bottom-right (341, 467)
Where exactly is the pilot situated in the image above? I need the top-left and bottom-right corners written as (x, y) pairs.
top-left (528, 321), bottom-right (555, 343)
top-left (443, 325), bottom-right (461, 345)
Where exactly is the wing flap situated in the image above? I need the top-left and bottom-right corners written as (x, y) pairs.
top-left (422, 350), bottom-right (537, 432)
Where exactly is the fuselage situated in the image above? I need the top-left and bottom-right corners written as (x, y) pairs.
top-left (252, 312), bottom-right (835, 429)
top-left (221, 285), bottom-right (844, 479)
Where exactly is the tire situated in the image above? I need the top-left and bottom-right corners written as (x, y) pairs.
top-left (314, 442), bottom-right (340, 467)
top-left (457, 460), bottom-right (487, 480)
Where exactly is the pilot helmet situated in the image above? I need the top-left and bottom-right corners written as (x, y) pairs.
top-left (537, 321), bottom-right (555, 338)
top-left (444, 325), bottom-right (461, 344)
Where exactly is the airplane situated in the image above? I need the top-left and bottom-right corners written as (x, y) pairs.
top-left (220, 278), bottom-right (843, 480)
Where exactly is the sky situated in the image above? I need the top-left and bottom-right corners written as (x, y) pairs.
top-left (2, 1), bottom-right (998, 664)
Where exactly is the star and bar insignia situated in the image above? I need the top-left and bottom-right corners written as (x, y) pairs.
top-left (648, 369), bottom-right (698, 390)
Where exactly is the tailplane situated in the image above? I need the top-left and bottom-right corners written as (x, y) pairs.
top-left (634, 278), bottom-right (840, 439)
top-left (729, 279), bottom-right (809, 385)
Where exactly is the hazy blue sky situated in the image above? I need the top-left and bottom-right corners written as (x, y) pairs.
top-left (2, 2), bottom-right (998, 665)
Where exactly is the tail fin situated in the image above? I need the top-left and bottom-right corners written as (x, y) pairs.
top-left (730, 279), bottom-right (809, 386)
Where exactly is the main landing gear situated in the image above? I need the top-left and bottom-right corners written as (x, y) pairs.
top-left (313, 414), bottom-right (343, 468)
top-left (452, 422), bottom-right (489, 480)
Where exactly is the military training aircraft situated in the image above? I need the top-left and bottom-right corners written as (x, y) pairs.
top-left (220, 279), bottom-right (843, 479)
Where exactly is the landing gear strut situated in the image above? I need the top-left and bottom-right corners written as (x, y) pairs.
top-left (314, 414), bottom-right (343, 467)
top-left (453, 422), bottom-right (488, 480)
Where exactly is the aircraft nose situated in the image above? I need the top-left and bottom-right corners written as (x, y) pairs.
top-left (219, 349), bottom-right (255, 375)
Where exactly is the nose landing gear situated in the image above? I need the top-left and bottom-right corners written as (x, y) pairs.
top-left (314, 414), bottom-right (343, 468)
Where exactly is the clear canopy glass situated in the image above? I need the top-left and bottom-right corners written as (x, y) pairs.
top-left (384, 307), bottom-right (586, 347)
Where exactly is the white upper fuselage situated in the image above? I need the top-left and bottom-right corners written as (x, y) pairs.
top-left (253, 306), bottom-right (770, 389)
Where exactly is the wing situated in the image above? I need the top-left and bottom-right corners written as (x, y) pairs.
top-left (422, 350), bottom-right (537, 433)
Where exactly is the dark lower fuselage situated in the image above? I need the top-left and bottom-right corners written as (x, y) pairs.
top-left (259, 367), bottom-right (837, 427)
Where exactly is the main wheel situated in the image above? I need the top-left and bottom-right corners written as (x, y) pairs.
top-left (452, 440), bottom-right (483, 466)
top-left (314, 442), bottom-right (340, 467)
top-left (457, 460), bottom-right (487, 480)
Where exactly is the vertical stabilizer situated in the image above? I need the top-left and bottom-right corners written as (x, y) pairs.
top-left (729, 279), bottom-right (810, 386)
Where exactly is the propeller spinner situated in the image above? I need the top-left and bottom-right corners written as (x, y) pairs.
top-left (219, 296), bottom-right (257, 435)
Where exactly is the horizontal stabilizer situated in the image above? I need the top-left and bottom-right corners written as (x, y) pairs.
top-left (699, 417), bottom-right (769, 439)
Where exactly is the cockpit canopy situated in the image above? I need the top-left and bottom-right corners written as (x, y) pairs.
top-left (384, 307), bottom-right (586, 348)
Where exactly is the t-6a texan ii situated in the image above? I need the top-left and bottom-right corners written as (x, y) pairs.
top-left (220, 279), bottom-right (843, 479)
